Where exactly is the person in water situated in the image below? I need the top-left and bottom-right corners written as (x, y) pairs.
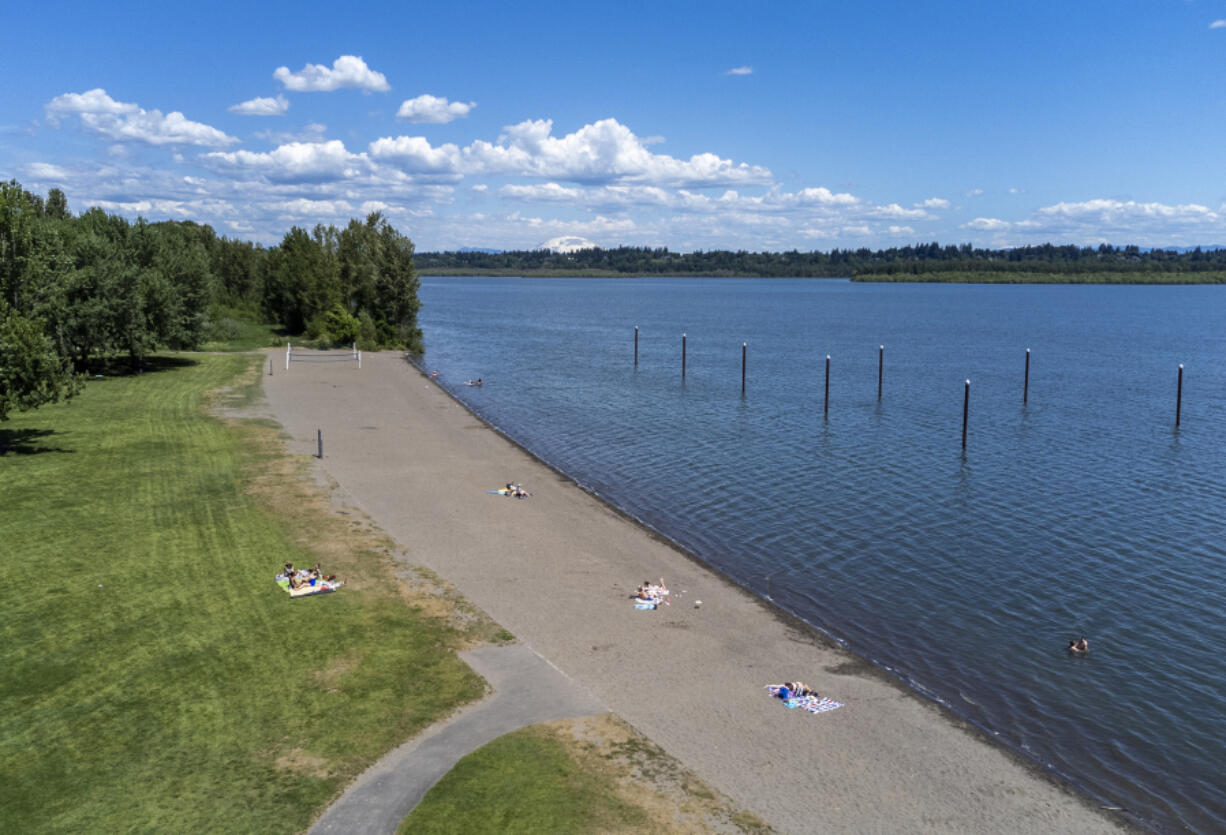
top-left (1069, 637), bottom-right (1089, 654)
top-left (466, 378), bottom-right (483, 386)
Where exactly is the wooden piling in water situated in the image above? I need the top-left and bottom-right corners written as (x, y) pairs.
top-left (962, 380), bottom-right (970, 449)
top-left (1024, 348), bottom-right (1030, 404)
top-left (742, 342), bottom-right (747, 396)
top-left (682, 333), bottom-right (687, 379)
top-left (1176, 364), bottom-right (1183, 427)
top-left (634, 326), bottom-right (638, 367)
top-left (878, 345), bottom-right (884, 401)
top-left (824, 355), bottom-right (831, 419)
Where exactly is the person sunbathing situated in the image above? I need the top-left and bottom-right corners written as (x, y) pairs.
top-left (785, 681), bottom-right (816, 697)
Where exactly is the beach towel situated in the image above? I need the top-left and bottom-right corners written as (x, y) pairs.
top-left (634, 601), bottom-right (658, 610)
top-left (764, 685), bottom-right (842, 714)
top-left (275, 575), bottom-right (343, 598)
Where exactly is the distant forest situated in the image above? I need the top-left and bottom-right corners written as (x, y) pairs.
top-left (417, 244), bottom-right (1226, 282)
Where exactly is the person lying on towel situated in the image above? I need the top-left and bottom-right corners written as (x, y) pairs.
top-left (780, 681), bottom-right (816, 699)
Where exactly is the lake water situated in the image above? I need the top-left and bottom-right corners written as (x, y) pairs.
top-left (418, 276), bottom-right (1226, 834)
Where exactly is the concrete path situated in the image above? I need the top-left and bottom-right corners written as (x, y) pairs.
top-left (309, 644), bottom-right (605, 834)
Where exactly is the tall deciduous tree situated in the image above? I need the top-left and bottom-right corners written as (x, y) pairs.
top-left (0, 303), bottom-right (79, 421)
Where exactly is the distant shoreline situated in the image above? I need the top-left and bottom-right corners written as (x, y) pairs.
top-left (421, 268), bottom-right (1226, 283)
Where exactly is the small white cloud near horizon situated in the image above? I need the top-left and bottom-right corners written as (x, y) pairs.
top-left (1210, 19), bottom-right (1226, 28)
top-left (24, 162), bottom-right (71, 180)
top-left (229, 94), bottom-right (290, 116)
top-left (45, 88), bottom-right (237, 147)
top-left (274, 55), bottom-right (390, 92)
top-left (918, 197), bottom-right (950, 209)
top-left (725, 66), bottom-right (753, 76)
top-left (397, 94), bottom-right (475, 123)
top-left (964, 217), bottom-right (1011, 231)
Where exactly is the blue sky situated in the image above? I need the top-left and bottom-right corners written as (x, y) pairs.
top-left (4, 0), bottom-right (1226, 251)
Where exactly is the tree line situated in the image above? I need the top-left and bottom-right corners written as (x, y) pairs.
top-left (1, 179), bottom-right (422, 421)
top-left (416, 243), bottom-right (1226, 279)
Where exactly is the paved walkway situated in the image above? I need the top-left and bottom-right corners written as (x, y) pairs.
top-left (309, 644), bottom-right (605, 834)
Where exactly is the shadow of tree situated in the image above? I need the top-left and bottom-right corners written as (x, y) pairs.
top-left (0, 427), bottom-right (74, 456)
top-left (84, 355), bottom-right (198, 378)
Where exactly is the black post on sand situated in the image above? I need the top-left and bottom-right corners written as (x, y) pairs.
top-left (878, 344), bottom-right (883, 401)
top-left (317, 428), bottom-right (323, 459)
top-left (741, 342), bottom-right (747, 396)
top-left (269, 356), bottom-right (273, 376)
top-left (1024, 348), bottom-right (1030, 404)
top-left (634, 326), bottom-right (638, 367)
top-left (1176, 364), bottom-right (1184, 427)
top-left (962, 380), bottom-right (970, 449)
top-left (824, 355), bottom-right (831, 419)
top-left (682, 333), bottom-right (687, 379)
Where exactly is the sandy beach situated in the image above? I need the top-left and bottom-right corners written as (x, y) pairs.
top-left (263, 350), bottom-right (1126, 834)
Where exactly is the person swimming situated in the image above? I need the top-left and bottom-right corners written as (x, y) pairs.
top-left (1069, 637), bottom-right (1089, 654)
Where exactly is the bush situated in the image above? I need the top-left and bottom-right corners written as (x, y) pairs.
top-left (324, 305), bottom-right (361, 347)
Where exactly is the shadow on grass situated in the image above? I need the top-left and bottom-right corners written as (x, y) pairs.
top-left (0, 428), bottom-right (74, 456)
top-left (83, 355), bottom-right (198, 378)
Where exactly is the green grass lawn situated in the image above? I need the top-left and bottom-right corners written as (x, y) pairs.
top-left (399, 716), bottom-right (772, 835)
top-left (400, 725), bottom-right (647, 834)
top-left (0, 354), bottom-right (482, 833)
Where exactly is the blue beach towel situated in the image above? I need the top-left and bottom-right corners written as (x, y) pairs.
top-left (634, 601), bottom-right (658, 610)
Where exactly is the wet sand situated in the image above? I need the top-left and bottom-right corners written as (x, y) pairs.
top-left (263, 350), bottom-right (1125, 834)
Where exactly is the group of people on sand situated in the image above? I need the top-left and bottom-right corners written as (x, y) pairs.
top-left (634, 578), bottom-right (669, 604)
top-left (1068, 636), bottom-right (1090, 655)
top-left (282, 561), bottom-right (341, 590)
top-left (778, 681), bottom-right (817, 699)
top-left (503, 482), bottom-right (530, 499)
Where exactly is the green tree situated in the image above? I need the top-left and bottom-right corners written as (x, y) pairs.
top-left (0, 303), bottom-right (79, 420)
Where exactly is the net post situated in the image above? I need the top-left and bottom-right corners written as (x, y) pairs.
top-left (286, 342), bottom-right (290, 370)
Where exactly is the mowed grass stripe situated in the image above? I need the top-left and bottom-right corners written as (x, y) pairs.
top-left (0, 354), bottom-right (481, 833)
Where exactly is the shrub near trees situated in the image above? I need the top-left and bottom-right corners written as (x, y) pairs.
top-left (0, 179), bottom-right (423, 421)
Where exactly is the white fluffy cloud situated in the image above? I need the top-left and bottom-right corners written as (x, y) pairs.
top-left (918, 197), bottom-right (950, 209)
top-left (1036, 198), bottom-right (1218, 223)
top-left (203, 140), bottom-right (371, 182)
top-left (24, 162), bottom-right (70, 180)
top-left (1210, 19), bottom-right (1226, 28)
top-left (273, 55), bottom-right (390, 92)
top-left (45, 88), bottom-right (236, 147)
top-left (396, 94), bottom-right (475, 123)
top-left (462, 118), bottom-right (773, 187)
top-left (229, 94), bottom-right (290, 116)
top-left (963, 217), bottom-right (1011, 231)
top-left (960, 199), bottom-right (1225, 245)
top-left (368, 135), bottom-right (462, 175)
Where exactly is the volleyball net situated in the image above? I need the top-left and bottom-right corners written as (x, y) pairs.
top-left (285, 343), bottom-right (361, 369)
